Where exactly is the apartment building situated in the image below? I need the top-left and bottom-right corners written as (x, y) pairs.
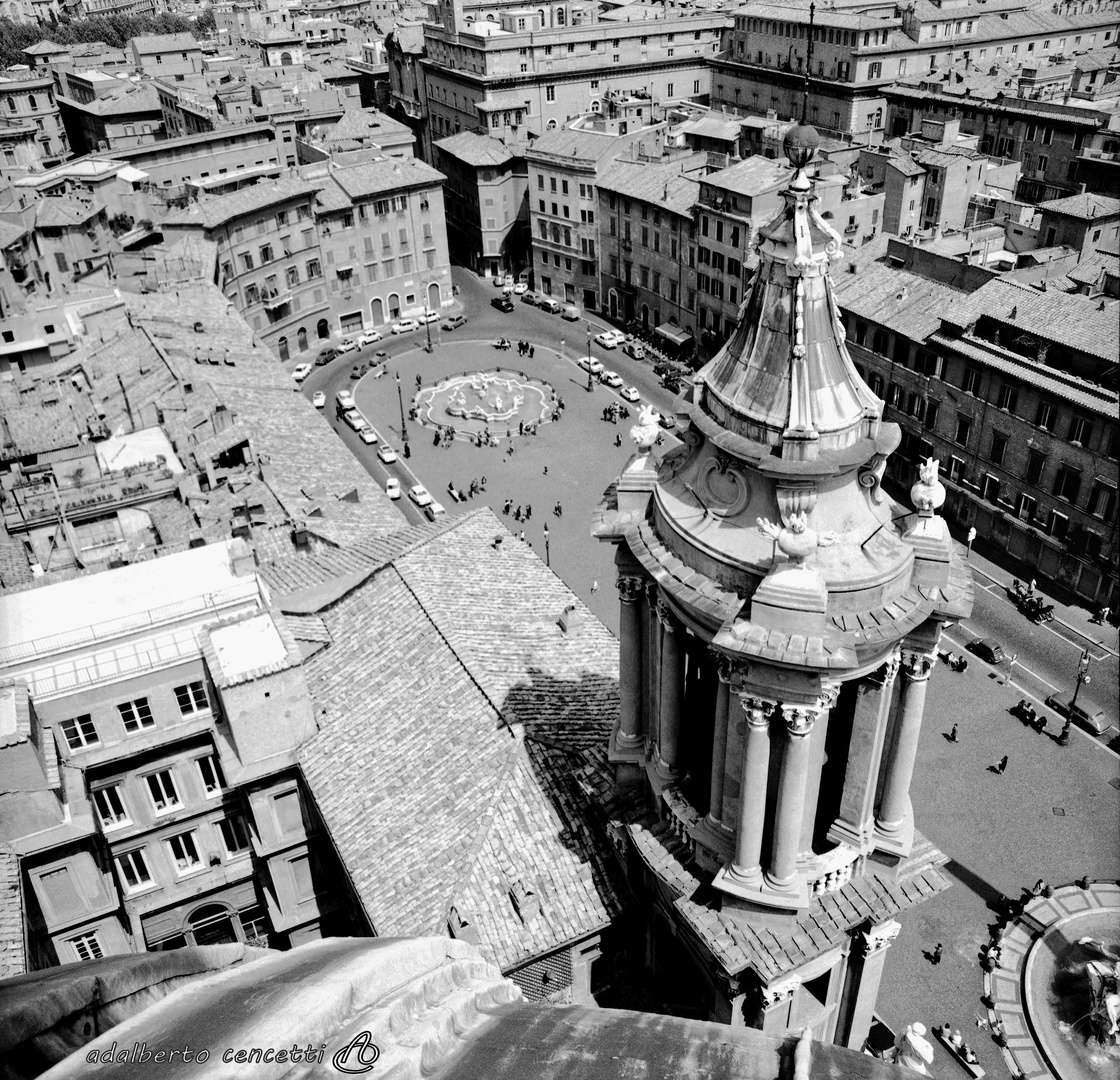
top-left (130, 34), bottom-right (206, 78)
top-left (394, 0), bottom-right (727, 162)
top-left (0, 74), bottom-right (69, 168)
top-left (711, 0), bottom-right (1120, 137)
top-left (1035, 191), bottom-right (1120, 258)
top-left (832, 258), bottom-right (1118, 607)
top-left (57, 83), bottom-right (165, 156)
top-left (525, 104), bottom-right (665, 309)
top-left (0, 540), bottom-right (359, 967)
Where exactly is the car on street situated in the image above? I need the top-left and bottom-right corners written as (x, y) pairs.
top-left (342, 408), bottom-right (367, 432)
top-left (312, 391), bottom-right (326, 409)
top-left (513, 282), bottom-right (529, 294)
top-left (578, 357), bottom-right (604, 375)
top-left (315, 347), bottom-right (337, 366)
top-left (1045, 691), bottom-right (1110, 735)
top-left (408, 484), bottom-right (433, 507)
top-left (520, 291), bottom-right (539, 306)
top-left (424, 500), bottom-right (447, 521)
top-left (658, 413), bottom-right (676, 429)
top-left (292, 363), bottom-right (313, 382)
top-left (442, 314), bottom-right (467, 330)
top-left (337, 337), bottom-right (359, 354)
top-left (595, 330), bottom-right (623, 349)
top-left (623, 341), bottom-right (646, 360)
top-left (391, 318), bottom-right (420, 334)
top-left (561, 305), bottom-right (581, 321)
top-left (491, 296), bottom-right (515, 313)
top-left (359, 428), bottom-right (377, 444)
top-left (377, 444), bottom-right (398, 464)
top-left (421, 310), bottom-right (439, 323)
top-left (599, 371), bottom-right (623, 388)
top-left (966, 638), bottom-right (1005, 664)
top-left (537, 297), bottom-right (563, 314)
top-left (620, 386), bottom-right (641, 403)
top-left (385, 477), bottom-right (401, 499)
top-left (358, 330), bottom-right (383, 347)
top-left (494, 274), bottom-right (512, 288)
top-left (336, 389), bottom-right (354, 410)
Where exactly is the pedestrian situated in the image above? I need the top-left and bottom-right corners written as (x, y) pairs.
top-left (558, 396), bottom-right (565, 409)
top-left (543, 465), bottom-right (548, 475)
top-left (530, 346), bottom-right (534, 359)
top-left (503, 499), bottom-right (512, 515)
top-left (514, 506), bottom-right (522, 521)
top-left (931, 944), bottom-right (943, 966)
top-left (1028, 578), bottom-right (1036, 596)
top-left (554, 501), bottom-right (562, 517)
top-left (519, 421), bottom-right (524, 436)
top-left (525, 504), bottom-right (531, 520)
top-left (507, 445), bottom-right (514, 457)
top-left (995, 755), bottom-right (1008, 775)
top-left (948, 724), bottom-right (959, 742)
top-left (615, 433), bottom-right (623, 448)
top-left (416, 374), bottom-right (422, 389)
top-left (591, 580), bottom-right (599, 594)
top-left (519, 530), bottom-right (526, 542)
top-left (481, 476), bottom-right (487, 489)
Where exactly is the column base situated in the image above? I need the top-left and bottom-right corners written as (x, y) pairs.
top-left (645, 758), bottom-right (683, 802)
top-left (827, 815), bottom-right (876, 853)
top-left (872, 801), bottom-right (915, 860)
top-left (608, 721), bottom-right (646, 764)
top-left (713, 862), bottom-right (811, 920)
top-left (691, 816), bottom-right (734, 874)
top-left (715, 879), bottom-right (808, 935)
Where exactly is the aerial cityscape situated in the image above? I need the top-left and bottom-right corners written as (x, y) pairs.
top-left (0, 0), bottom-right (1116, 1075)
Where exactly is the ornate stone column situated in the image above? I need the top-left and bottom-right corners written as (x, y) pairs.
top-left (645, 583), bottom-right (661, 757)
top-left (725, 695), bottom-right (775, 885)
top-left (766, 702), bottom-right (822, 897)
top-left (706, 655), bottom-right (733, 831)
top-left (875, 646), bottom-right (935, 857)
top-left (655, 600), bottom-right (684, 782)
top-left (829, 652), bottom-right (900, 851)
top-left (610, 574), bottom-right (645, 763)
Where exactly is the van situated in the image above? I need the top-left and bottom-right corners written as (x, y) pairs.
top-left (561, 305), bottom-right (581, 321)
top-left (1045, 691), bottom-right (1110, 734)
top-left (623, 341), bottom-right (646, 360)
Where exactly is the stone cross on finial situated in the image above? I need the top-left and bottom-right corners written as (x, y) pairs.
top-left (757, 510), bottom-right (837, 566)
top-left (910, 457), bottom-right (946, 517)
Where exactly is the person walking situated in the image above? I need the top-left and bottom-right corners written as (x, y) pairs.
top-left (994, 755), bottom-right (1008, 775)
top-left (503, 499), bottom-right (512, 515)
top-left (948, 724), bottom-right (959, 743)
top-left (931, 944), bottom-right (943, 966)
top-left (543, 465), bottom-right (548, 475)
top-left (530, 346), bottom-right (535, 359)
top-left (615, 433), bottom-right (623, 448)
top-left (525, 504), bottom-right (531, 520)
top-left (514, 506), bottom-right (522, 521)
top-left (554, 501), bottom-right (562, 517)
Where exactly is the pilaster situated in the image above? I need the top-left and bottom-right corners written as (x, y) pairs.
top-left (835, 920), bottom-right (901, 1050)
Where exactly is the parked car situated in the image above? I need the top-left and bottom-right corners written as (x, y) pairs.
top-left (408, 484), bottom-right (433, 507)
top-left (315, 347), bottom-right (337, 366)
top-left (343, 408), bottom-right (367, 432)
top-left (359, 428), bottom-right (377, 444)
top-left (337, 337), bottom-right (359, 354)
top-left (538, 297), bottom-right (563, 314)
top-left (966, 638), bottom-right (1005, 664)
top-left (421, 310), bottom-right (439, 323)
top-left (561, 305), bottom-right (581, 321)
top-left (520, 291), bottom-right (540, 306)
top-left (336, 389), bottom-right (355, 410)
top-left (491, 296), bottom-right (515, 313)
top-left (391, 318), bottom-right (420, 334)
top-left (494, 273), bottom-right (511, 288)
top-left (599, 371), bottom-right (623, 388)
top-left (312, 391), bottom-right (326, 408)
top-left (1045, 691), bottom-right (1110, 735)
top-left (358, 330), bottom-right (383, 347)
top-left (513, 282), bottom-right (529, 295)
top-left (442, 314), bottom-right (467, 330)
top-left (658, 413), bottom-right (676, 429)
top-left (595, 330), bottom-right (622, 349)
top-left (377, 444), bottom-right (398, 464)
top-left (292, 363), bottom-right (313, 383)
top-left (623, 341), bottom-right (646, 360)
top-left (578, 357), bottom-right (604, 375)
top-left (424, 500), bottom-right (447, 521)
top-left (621, 386), bottom-right (641, 403)
top-left (385, 477), bottom-right (401, 500)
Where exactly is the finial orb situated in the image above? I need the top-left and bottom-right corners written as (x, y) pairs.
top-left (783, 123), bottom-right (820, 169)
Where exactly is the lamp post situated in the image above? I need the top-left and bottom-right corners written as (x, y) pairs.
top-left (424, 304), bottom-right (433, 353)
top-left (395, 372), bottom-right (409, 456)
top-left (966, 526), bottom-right (976, 559)
top-left (586, 321), bottom-right (593, 392)
top-left (543, 521), bottom-right (550, 568)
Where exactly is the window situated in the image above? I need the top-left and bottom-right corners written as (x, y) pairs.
top-left (1053, 466), bottom-right (1081, 505)
top-left (146, 770), bottom-right (180, 814)
top-left (174, 681), bottom-right (208, 716)
top-left (219, 815), bottom-right (251, 857)
top-left (1035, 401), bottom-right (1056, 431)
top-left (546, 85), bottom-right (556, 102)
top-left (989, 432), bottom-right (1007, 466)
top-left (116, 849), bottom-right (153, 893)
top-left (259, 244), bottom-right (273, 263)
top-left (94, 785), bottom-right (130, 829)
top-left (306, 258), bottom-right (321, 279)
top-left (1025, 450), bottom-right (1046, 486)
top-left (166, 831), bottom-right (202, 875)
top-left (61, 714), bottom-right (98, 750)
top-left (240, 252), bottom-right (254, 271)
top-left (273, 789), bottom-right (304, 835)
top-left (69, 932), bottom-right (104, 962)
top-left (996, 384), bottom-right (1018, 412)
top-left (1088, 482), bottom-right (1116, 520)
top-left (868, 61), bottom-right (882, 79)
top-left (960, 368), bottom-right (981, 395)
top-left (118, 698), bottom-right (154, 732)
top-left (196, 755), bottom-right (224, 796)
top-left (954, 415), bottom-right (971, 446)
top-left (1068, 415), bottom-right (1092, 447)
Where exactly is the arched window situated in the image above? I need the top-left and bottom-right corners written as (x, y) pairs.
top-left (537, 8), bottom-right (545, 23)
top-left (371, 297), bottom-right (385, 324)
top-left (551, 224), bottom-right (560, 242)
top-left (27, 95), bottom-right (36, 111)
top-left (590, 99), bottom-right (601, 113)
top-left (546, 118), bottom-right (558, 131)
top-left (316, 318), bottom-right (329, 339)
top-left (873, 107), bottom-right (883, 128)
top-left (555, 6), bottom-right (565, 24)
top-left (296, 326), bottom-right (308, 351)
top-left (387, 292), bottom-right (400, 318)
top-left (427, 281), bottom-right (440, 310)
top-left (6, 97), bottom-right (14, 113)
top-left (277, 335), bottom-right (289, 360)
top-left (280, 51), bottom-right (292, 66)
top-left (187, 904), bottom-right (238, 947)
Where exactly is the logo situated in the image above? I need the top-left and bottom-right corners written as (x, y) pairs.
top-left (332, 1031), bottom-right (381, 1074)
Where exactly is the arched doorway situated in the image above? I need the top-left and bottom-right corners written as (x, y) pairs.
top-left (654, 309), bottom-right (661, 326)
top-left (608, 290), bottom-right (618, 319)
top-left (280, 51), bottom-right (292, 66)
top-left (387, 292), bottom-right (400, 318)
top-left (187, 904), bottom-right (239, 947)
top-left (427, 282), bottom-right (440, 311)
top-left (297, 326), bottom-right (308, 352)
top-left (278, 335), bottom-right (289, 360)
top-left (316, 318), bottom-right (329, 339)
top-left (371, 297), bottom-right (384, 325)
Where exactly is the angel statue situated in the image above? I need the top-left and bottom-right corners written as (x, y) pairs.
top-left (895, 1023), bottom-right (934, 1076)
top-left (630, 404), bottom-right (661, 451)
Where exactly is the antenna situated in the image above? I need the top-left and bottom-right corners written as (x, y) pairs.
top-left (802, 2), bottom-right (816, 124)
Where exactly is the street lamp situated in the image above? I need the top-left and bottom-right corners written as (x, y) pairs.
top-left (423, 304), bottom-right (433, 353)
top-left (966, 526), bottom-right (976, 559)
top-left (586, 321), bottom-right (593, 393)
top-left (395, 372), bottom-right (410, 457)
top-left (543, 521), bottom-right (550, 568)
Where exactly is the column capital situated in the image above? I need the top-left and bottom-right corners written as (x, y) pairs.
top-left (782, 702), bottom-right (820, 737)
top-left (758, 974), bottom-right (801, 1007)
top-left (644, 580), bottom-right (659, 604)
top-left (818, 681), bottom-right (841, 711)
top-left (617, 575), bottom-right (645, 603)
top-left (900, 647), bottom-right (935, 683)
top-left (735, 693), bottom-right (776, 730)
top-left (711, 651), bottom-right (737, 684)
top-left (859, 919), bottom-right (901, 957)
top-left (655, 599), bottom-right (677, 631)
top-left (871, 650), bottom-right (901, 687)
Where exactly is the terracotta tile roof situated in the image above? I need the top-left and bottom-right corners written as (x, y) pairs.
top-left (132, 32), bottom-right (199, 53)
top-left (1068, 247), bottom-right (1120, 287)
top-left (597, 156), bottom-right (707, 218)
top-left (330, 156), bottom-right (444, 199)
top-left (298, 508), bottom-right (624, 971)
top-left (1039, 192), bottom-right (1120, 221)
top-left (434, 131), bottom-right (514, 169)
top-left (34, 198), bottom-right (102, 228)
top-left (161, 179), bottom-right (324, 231)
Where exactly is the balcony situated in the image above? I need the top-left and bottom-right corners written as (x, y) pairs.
top-left (261, 289), bottom-right (292, 310)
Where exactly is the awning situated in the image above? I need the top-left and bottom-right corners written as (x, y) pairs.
top-left (655, 324), bottom-right (694, 347)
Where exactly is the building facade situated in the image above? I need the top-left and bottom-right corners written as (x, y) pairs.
top-left (0, 74), bottom-right (69, 168)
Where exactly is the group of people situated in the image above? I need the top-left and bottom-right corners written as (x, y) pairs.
top-left (447, 476), bottom-right (488, 503)
top-left (516, 340), bottom-right (535, 358)
top-left (601, 403), bottom-right (630, 424)
top-left (501, 501), bottom-right (532, 522)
